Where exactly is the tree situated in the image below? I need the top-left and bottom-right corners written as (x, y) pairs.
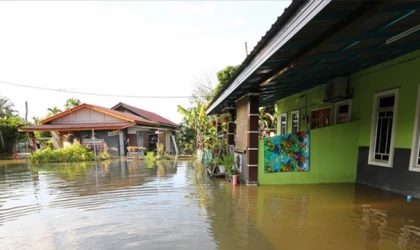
top-left (190, 70), bottom-right (217, 105)
top-left (177, 102), bottom-right (209, 152)
top-left (32, 116), bottom-right (52, 140)
top-left (177, 117), bottom-right (197, 155)
top-left (0, 97), bottom-right (17, 118)
top-left (47, 107), bottom-right (62, 116)
top-left (0, 116), bottom-right (27, 154)
top-left (64, 97), bottom-right (81, 110)
top-left (213, 65), bottom-right (240, 97)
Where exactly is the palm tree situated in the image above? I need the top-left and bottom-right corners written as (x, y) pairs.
top-left (32, 116), bottom-right (41, 125)
top-left (64, 97), bottom-right (81, 110)
top-left (47, 107), bottom-right (62, 116)
top-left (177, 102), bottom-right (208, 153)
top-left (0, 97), bottom-right (17, 118)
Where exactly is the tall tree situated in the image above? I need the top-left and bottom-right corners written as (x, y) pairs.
top-left (47, 107), bottom-right (62, 116)
top-left (0, 97), bottom-right (17, 118)
top-left (213, 65), bottom-right (240, 97)
top-left (190, 70), bottom-right (217, 105)
top-left (64, 97), bottom-right (81, 110)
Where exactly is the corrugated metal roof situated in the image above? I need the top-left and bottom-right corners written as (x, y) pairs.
top-left (206, 0), bottom-right (420, 112)
top-left (19, 122), bottom-right (133, 132)
top-left (111, 102), bottom-right (179, 127)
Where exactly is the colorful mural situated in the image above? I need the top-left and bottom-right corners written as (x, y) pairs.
top-left (264, 131), bottom-right (310, 173)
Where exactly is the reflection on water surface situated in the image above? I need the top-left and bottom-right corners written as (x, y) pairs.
top-left (1, 159), bottom-right (420, 249)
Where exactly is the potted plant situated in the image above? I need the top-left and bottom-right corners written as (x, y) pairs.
top-left (222, 113), bottom-right (232, 123)
top-left (221, 154), bottom-right (235, 178)
top-left (211, 117), bottom-right (217, 126)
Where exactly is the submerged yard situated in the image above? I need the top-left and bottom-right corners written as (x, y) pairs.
top-left (0, 159), bottom-right (420, 250)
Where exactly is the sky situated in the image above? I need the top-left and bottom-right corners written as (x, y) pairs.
top-left (0, 1), bottom-right (291, 124)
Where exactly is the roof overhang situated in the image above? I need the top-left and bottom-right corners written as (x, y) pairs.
top-left (206, 0), bottom-right (420, 114)
top-left (19, 122), bottom-right (134, 132)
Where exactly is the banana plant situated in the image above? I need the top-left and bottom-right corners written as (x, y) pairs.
top-left (177, 102), bottom-right (209, 151)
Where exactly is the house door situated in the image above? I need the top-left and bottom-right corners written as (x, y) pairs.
top-left (148, 134), bottom-right (158, 153)
top-left (137, 131), bottom-right (144, 147)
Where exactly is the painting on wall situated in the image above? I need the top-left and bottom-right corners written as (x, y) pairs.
top-left (264, 131), bottom-right (310, 173)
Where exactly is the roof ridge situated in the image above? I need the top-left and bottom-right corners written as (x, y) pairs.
top-left (113, 102), bottom-right (178, 126)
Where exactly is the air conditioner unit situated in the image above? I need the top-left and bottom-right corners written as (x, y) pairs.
top-left (323, 77), bottom-right (351, 103)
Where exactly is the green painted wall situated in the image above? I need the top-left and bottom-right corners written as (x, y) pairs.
top-left (260, 49), bottom-right (420, 185)
top-left (351, 49), bottom-right (420, 148)
top-left (276, 85), bottom-right (334, 134)
top-left (259, 121), bottom-right (360, 184)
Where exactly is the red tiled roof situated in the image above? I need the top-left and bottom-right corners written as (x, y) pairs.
top-left (19, 122), bottom-right (134, 132)
top-left (111, 102), bottom-right (178, 127)
top-left (41, 103), bottom-right (158, 126)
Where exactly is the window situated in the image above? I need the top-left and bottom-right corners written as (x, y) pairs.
top-left (310, 108), bottom-right (331, 129)
top-left (335, 99), bottom-right (352, 124)
top-left (368, 89), bottom-right (399, 167)
top-left (291, 110), bottom-right (300, 133)
top-left (410, 85), bottom-right (420, 172)
top-left (280, 113), bottom-right (287, 135)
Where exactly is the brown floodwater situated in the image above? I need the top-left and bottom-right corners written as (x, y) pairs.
top-left (0, 159), bottom-right (420, 250)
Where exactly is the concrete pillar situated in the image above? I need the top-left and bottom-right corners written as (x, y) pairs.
top-left (226, 107), bottom-right (236, 155)
top-left (246, 93), bottom-right (260, 185)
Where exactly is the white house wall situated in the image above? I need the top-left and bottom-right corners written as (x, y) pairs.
top-left (50, 108), bottom-right (123, 124)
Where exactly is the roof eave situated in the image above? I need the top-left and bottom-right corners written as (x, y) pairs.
top-left (206, 0), bottom-right (327, 115)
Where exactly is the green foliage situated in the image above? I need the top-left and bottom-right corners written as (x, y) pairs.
top-left (0, 116), bottom-right (27, 154)
top-left (32, 116), bottom-right (52, 140)
top-left (64, 97), bottom-right (81, 110)
top-left (0, 97), bottom-right (17, 118)
top-left (222, 154), bottom-right (236, 178)
top-left (213, 65), bottom-right (240, 97)
top-left (177, 117), bottom-right (196, 154)
top-left (99, 151), bottom-right (111, 161)
top-left (157, 143), bottom-right (164, 156)
top-left (47, 106), bottom-right (62, 116)
top-left (30, 143), bottom-right (95, 164)
top-left (177, 102), bottom-right (209, 151)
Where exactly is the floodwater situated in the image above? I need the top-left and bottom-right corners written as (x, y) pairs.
top-left (1, 160), bottom-right (420, 250)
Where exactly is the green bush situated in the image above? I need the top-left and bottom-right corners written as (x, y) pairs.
top-left (30, 143), bottom-right (95, 164)
top-left (99, 151), bottom-right (111, 161)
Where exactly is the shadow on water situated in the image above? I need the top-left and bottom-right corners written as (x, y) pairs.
top-left (1, 159), bottom-right (420, 249)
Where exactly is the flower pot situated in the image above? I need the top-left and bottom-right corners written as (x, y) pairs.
top-left (232, 174), bottom-right (238, 186)
top-left (218, 165), bottom-right (226, 174)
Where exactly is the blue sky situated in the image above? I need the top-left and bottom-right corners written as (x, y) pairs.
top-left (0, 1), bottom-right (291, 123)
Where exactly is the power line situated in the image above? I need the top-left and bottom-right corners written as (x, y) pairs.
top-left (0, 80), bottom-right (210, 99)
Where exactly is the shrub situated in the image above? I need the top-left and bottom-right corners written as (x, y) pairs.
top-left (99, 151), bottom-right (111, 161)
top-left (30, 143), bottom-right (95, 164)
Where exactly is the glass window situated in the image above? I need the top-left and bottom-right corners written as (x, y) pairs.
top-left (369, 89), bottom-right (399, 167)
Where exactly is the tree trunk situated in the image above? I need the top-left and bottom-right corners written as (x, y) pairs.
top-left (0, 130), bottom-right (4, 149)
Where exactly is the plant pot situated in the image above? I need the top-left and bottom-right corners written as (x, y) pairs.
top-left (232, 174), bottom-right (238, 186)
top-left (218, 165), bottom-right (226, 174)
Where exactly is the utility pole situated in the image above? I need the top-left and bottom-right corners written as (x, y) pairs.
top-left (25, 101), bottom-right (28, 123)
top-left (245, 41), bottom-right (248, 57)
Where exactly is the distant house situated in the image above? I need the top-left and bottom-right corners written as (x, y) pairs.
top-left (19, 103), bottom-right (179, 156)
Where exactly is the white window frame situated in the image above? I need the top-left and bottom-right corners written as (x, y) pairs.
top-left (368, 88), bottom-right (399, 168)
top-left (335, 99), bottom-right (352, 125)
top-left (291, 110), bottom-right (300, 133)
top-left (280, 113), bottom-right (287, 135)
top-left (409, 85), bottom-right (420, 172)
